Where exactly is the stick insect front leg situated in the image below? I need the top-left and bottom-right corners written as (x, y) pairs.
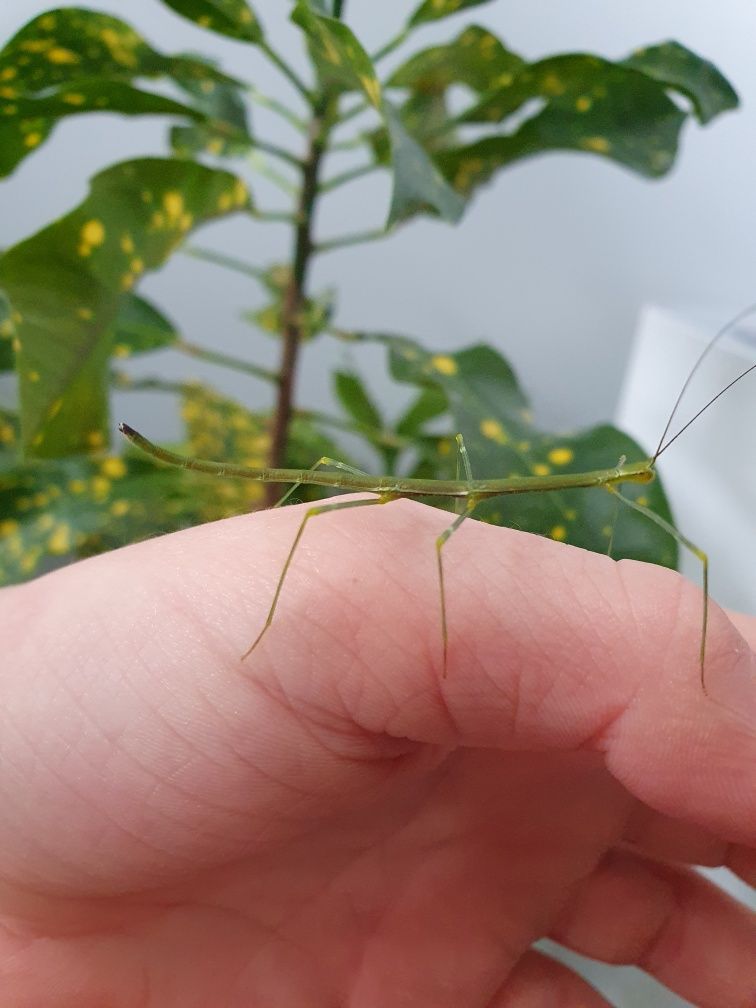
top-left (605, 483), bottom-right (710, 693)
top-left (436, 435), bottom-right (480, 676)
top-left (242, 492), bottom-right (396, 660)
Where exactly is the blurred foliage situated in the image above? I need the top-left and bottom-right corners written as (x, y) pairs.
top-left (0, 0), bottom-right (738, 584)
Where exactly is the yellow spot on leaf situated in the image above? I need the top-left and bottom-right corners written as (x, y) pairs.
top-left (580, 136), bottom-right (611, 154)
top-left (0, 67), bottom-right (17, 81)
top-left (150, 210), bottom-right (166, 229)
top-left (217, 192), bottom-right (233, 212)
top-left (550, 525), bottom-right (567, 541)
top-left (27, 370), bottom-right (40, 382)
top-left (0, 423), bottom-right (14, 444)
top-left (40, 14), bottom-right (57, 30)
top-left (542, 73), bottom-right (565, 96)
top-left (480, 418), bottom-right (509, 445)
top-left (233, 179), bottom-right (248, 207)
top-left (120, 273), bottom-right (135, 291)
top-left (86, 429), bottom-right (105, 449)
top-left (80, 219), bottom-right (106, 255)
top-left (90, 475), bottom-right (111, 498)
top-left (130, 257), bottom-right (144, 275)
top-left (0, 518), bottom-right (19, 536)
top-left (636, 495), bottom-right (649, 507)
top-left (359, 74), bottom-right (381, 108)
top-left (179, 212), bottom-right (194, 232)
top-left (113, 344), bottom-right (131, 358)
top-left (431, 354), bottom-right (457, 376)
top-left (48, 523), bottom-right (72, 555)
top-left (120, 233), bottom-right (135, 254)
top-left (547, 447), bottom-right (574, 466)
top-left (163, 190), bottom-right (184, 221)
top-left (47, 47), bottom-right (79, 65)
top-left (48, 398), bottom-right (63, 419)
top-left (36, 514), bottom-right (55, 532)
top-left (100, 456), bottom-right (126, 479)
top-left (532, 463), bottom-right (550, 476)
top-left (110, 499), bottom-right (130, 517)
top-left (62, 92), bottom-right (85, 106)
top-left (24, 132), bottom-right (42, 148)
top-left (68, 479), bottom-right (86, 494)
top-left (77, 306), bottom-right (93, 320)
top-left (565, 508), bottom-right (577, 521)
top-left (198, 15), bottom-right (213, 27)
top-left (576, 96), bottom-right (592, 112)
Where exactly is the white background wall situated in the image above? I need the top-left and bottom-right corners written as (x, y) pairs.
top-left (2, 0), bottom-right (756, 440)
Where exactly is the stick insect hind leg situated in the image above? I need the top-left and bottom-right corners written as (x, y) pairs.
top-left (604, 483), bottom-right (709, 694)
top-left (436, 435), bottom-right (480, 676)
top-left (242, 484), bottom-right (396, 660)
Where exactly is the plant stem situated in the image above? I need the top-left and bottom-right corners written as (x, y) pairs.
top-left (183, 246), bottom-right (267, 281)
top-left (266, 94), bottom-right (336, 502)
top-left (372, 28), bottom-right (409, 64)
top-left (253, 139), bottom-right (303, 168)
top-left (319, 162), bottom-right (379, 193)
top-left (260, 41), bottom-right (313, 103)
top-left (174, 340), bottom-right (278, 383)
top-left (246, 86), bottom-right (307, 131)
top-left (315, 226), bottom-right (391, 254)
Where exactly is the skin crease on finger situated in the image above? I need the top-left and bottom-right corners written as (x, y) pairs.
top-left (0, 497), bottom-right (754, 1007)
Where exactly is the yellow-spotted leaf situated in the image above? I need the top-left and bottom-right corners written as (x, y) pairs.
top-left (621, 41), bottom-right (738, 125)
top-left (181, 384), bottom-right (343, 518)
top-left (157, 0), bottom-right (263, 44)
top-left (0, 157), bottom-right (252, 458)
top-left (408, 0), bottom-right (494, 28)
top-left (171, 57), bottom-right (253, 158)
top-left (0, 83), bottom-right (206, 177)
top-left (291, 2), bottom-right (382, 108)
top-left (439, 55), bottom-right (695, 193)
top-left (348, 331), bottom-right (678, 569)
top-left (0, 290), bottom-right (16, 372)
top-left (388, 24), bottom-right (524, 96)
top-left (0, 8), bottom-right (244, 175)
top-left (110, 294), bottom-right (179, 358)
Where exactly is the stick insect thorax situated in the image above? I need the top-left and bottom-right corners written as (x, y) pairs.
top-left (118, 304), bottom-right (756, 693)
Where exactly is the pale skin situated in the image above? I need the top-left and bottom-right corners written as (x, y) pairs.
top-left (1, 498), bottom-right (755, 1007)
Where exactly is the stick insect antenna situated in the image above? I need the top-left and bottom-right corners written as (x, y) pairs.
top-left (653, 301), bottom-right (756, 461)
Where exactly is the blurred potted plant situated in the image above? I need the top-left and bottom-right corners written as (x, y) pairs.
top-left (0, 0), bottom-right (738, 585)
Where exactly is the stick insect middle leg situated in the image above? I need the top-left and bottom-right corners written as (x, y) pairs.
top-left (605, 483), bottom-right (710, 693)
top-left (436, 435), bottom-right (480, 676)
top-left (242, 492), bottom-right (395, 660)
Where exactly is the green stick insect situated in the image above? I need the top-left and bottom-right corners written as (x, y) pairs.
top-left (119, 305), bottom-right (756, 694)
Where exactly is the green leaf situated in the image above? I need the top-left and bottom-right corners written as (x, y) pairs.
top-left (440, 55), bottom-right (692, 193)
top-left (384, 102), bottom-right (465, 224)
top-left (0, 290), bottom-right (16, 372)
top-left (291, 2), bottom-right (382, 108)
top-left (352, 332), bottom-right (678, 569)
top-left (157, 0), bottom-right (263, 43)
top-left (408, 0), bottom-right (493, 28)
top-left (110, 294), bottom-right (179, 357)
top-left (334, 371), bottom-right (383, 431)
top-left (0, 158), bottom-right (252, 458)
top-left (622, 41), bottom-right (738, 125)
top-left (171, 56), bottom-right (253, 158)
top-left (388, 24), bottom-right (524, 95)
top-left (0, 8), bottom-right (244, 175)
top-left (395, 386), bottom-right (448, 437)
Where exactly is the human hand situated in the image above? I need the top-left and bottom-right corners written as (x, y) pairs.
top-left (2, 498), bottom-right (755, 1007)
